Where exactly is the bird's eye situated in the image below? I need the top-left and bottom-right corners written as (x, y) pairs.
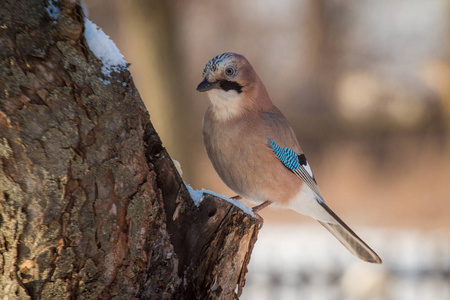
top-left (225, 67), bottom-right (235, 76)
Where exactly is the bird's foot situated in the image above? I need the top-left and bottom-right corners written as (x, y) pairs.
top-left (252, 200), bottom-right (272, 213)
top-left (230, 195), bottom-right (242, 200)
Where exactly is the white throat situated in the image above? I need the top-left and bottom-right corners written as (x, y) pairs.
top-left (207, 89), bottom-right (244, 120)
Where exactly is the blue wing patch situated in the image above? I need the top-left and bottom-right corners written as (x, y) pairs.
top-left (268, 138), bottom-right (323, 199)
top-left (268, 138), bottom-right (300, 171)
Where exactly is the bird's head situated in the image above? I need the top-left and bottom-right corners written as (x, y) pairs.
top-left (197, 53), bottom-right (270, 119)
top-left (197, 52), bottom-right (251, 93)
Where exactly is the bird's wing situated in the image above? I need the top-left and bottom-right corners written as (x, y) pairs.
top-left (267, 138), bottom-right (324, 200)
top-left (266, 137), bottom-right (382, 264)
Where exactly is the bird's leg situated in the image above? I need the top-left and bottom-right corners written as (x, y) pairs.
top-left (252, 200), bottom-right (272, 213)
top-left (230, 195), bottom-right (242, 200)
top-left (252, 201), bottom-right (272, 229)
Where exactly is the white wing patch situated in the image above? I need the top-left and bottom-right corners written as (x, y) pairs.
top-left (303, 161), bottom-right (313, 178)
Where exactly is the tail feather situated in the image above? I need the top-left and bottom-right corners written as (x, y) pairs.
top-left (318, 202), bottom-right (382, 264)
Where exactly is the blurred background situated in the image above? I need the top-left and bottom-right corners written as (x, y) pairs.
top-left (84, 0), bottom-right (450, 299)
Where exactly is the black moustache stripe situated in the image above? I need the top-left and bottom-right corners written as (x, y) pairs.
top-left (219, 80), bottom-right (243, 93)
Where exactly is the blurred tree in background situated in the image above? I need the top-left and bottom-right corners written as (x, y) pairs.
top-left (85, 0), bottom-right (450, 228)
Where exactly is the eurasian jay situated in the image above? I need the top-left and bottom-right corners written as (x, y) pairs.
top-left (196, 52), bottom-right (382, 264)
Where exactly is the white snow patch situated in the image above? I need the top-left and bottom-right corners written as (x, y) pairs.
top-left (184, 183), bottom-right (204, 206)
top-left (81, 1), bottom-right (89, 17)
top-left (172, 159), bottom-right (183, 177)
top-left (45, 0), bottom-right (60, 20)
top-left (83, 17), bottom-right (127, 77)
top-left (99, 78), bottom-right (111, 85)
top-left (184, 182), bottom-right (255, 216)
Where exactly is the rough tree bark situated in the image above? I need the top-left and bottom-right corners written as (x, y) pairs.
top-left (0, 1), bottom-right (260, 299)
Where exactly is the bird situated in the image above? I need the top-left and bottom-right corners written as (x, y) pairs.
top-left (196, 52), bottom-right (382, 264)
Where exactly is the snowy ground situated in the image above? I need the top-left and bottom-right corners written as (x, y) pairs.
top-left (241, 224), bottom-right (450, 300)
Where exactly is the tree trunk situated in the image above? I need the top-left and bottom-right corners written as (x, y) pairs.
top-left (0, 1), bottom-right (259, 299)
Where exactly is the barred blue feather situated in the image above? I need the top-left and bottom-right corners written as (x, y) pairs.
top-left (268, 138), bottom-right (300, 170)
top-left (268, 138), bottom-right (322, 199)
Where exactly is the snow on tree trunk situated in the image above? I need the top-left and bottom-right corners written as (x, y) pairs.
top-left (0, 0), bottom-right (260, 299)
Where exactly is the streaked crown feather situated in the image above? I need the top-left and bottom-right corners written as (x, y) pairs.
top-left (202, 53), bottom-right (234, 77)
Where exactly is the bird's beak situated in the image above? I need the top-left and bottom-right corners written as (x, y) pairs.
top-left (196, 78), bottom-right (219, 92)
